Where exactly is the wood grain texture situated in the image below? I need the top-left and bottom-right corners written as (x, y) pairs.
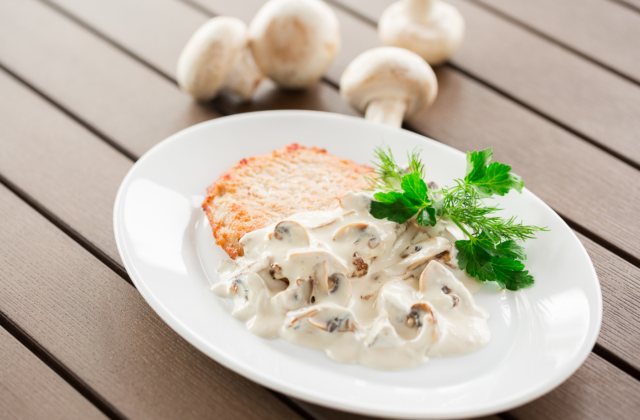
top-left (0, 69), bottom-right (130, 265)
top-left (0, 328), bottom-right (107, 420)
top-left (48, 0), bottom-right (357, 117)
top-left (578, 232), bottom-right (640, 371)
top-left (511, 353), bottom-right (640, 420)
top-left (13, 0), bottom-right (640, 364)
top-left (0, 183), bottom-right (301, 420)
top-left (473, 0), bottom-right (640, 83)
top-left (304, 400), bottom-right (501, 420)
top-left (0, 0), bottom-right (220, 159)
top-left (334, 0), bottom-right (640, 168)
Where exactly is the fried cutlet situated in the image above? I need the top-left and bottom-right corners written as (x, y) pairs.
top-left (202, 144), bottom-right (372, 259)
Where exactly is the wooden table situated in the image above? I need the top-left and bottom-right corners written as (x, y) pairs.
top-left (1, 0), bottom-right (639, 419)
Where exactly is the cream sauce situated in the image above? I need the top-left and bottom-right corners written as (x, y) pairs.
top-left (212, 192), bottom-right (490, 370)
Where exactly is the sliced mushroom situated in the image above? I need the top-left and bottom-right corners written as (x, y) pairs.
top-left (378, 280), bottom-right (439, 346)
top-left (307, 210), bottom-right (356, 229)
top-left (364, 313), bottom-right (402, 348)
top-left (284, 307), bottom-right (319, 330)
top-left (309, 262), bottom-right (352, 307)
top-left (307, 306), bottom-right (358, 333)
top-left (272, 221), bottom-right (310, 246)
top-left (419, 260), bottom-right (471, 310)
top-left (227, 272), bottom-right (270, 322)
top-left (351, 252), bottom-right (369, 278)
top-left (383, 237), bottom-right (451, 277)
top-left (333, 222), bottom-right (384, 251)
top-left (339, 192), bottom-right (372, 212)
top-left (288, 250), bottom-right (349, 277)
top-left (411, 230), bottom-right (431, 245)
top-left (273, 278), bottom-right (313, 311)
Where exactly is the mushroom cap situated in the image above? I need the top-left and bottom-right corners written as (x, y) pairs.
top-left (248, 0), bottom-right (341, 89)
top-left (340, 47), bottom-right (438, 118)
top-left (177, 16), bottom-right (248, 101)
top-left (379, 0), bottom-right (465, 65)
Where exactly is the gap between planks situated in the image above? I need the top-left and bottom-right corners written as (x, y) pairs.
top-left (325, 0), bottom-right (640, 173)
top-left (464, 0), bottom-right (640, 86)
top-left (1, 49), bottom-right (640, 420)
top-left (0, 312), bottom-right (126, 420)
top-left (5, 0), bottom-right (640, 370)
top-left (1, 1), bottom-right (640, 416)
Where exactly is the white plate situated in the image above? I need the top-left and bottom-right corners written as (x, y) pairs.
top-left (114, 110), bottom-right (602, 419)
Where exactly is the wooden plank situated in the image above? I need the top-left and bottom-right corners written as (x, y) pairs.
top-left (578, 232), bottom-right (640, 371)
top-left (0, 183), bottom-right (302, 420)
top-left (0, 327), bottom-right (108, 420)
top-left (613, 0), bottom-right (640, 11)
top-left (14, 0), bottom-right (640, 364)
top-left (0, 0), bottom-right (220, 159)
top-left (473, 0), bottom-right (640, 83)
top-left (185, 0), bottom-right (640, 263)
top-left (3, 33), bottom-right (640, 420)
top-left (333, 0), bottom-right (640, 168)
top-left (0, 69), bottom-right (130, 265)
top-left (304, 400), bottom-right (502, 420)
top-left (512, 353), bottom-right (640, 420)
top-left (44, 0), bottom-right (356, 117)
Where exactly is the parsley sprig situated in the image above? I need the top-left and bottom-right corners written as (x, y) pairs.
top-left (365, 147), bottom-right (547, 291)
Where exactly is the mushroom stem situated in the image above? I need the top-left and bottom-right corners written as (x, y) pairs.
top-left (223, 47), bottom-right (264, 100)
top-left (365, 98), bottom-right (407, 128)
top-left (406, 0), bottom-right (435, 21)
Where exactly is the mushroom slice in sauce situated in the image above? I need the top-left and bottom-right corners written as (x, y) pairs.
top-left (377, 280), bottom-right (439, 348)
top-left (383, 237), bottom-right (451, 277)
top-left (271, 221), bottom-right (310, 245)
top-left (333, 222), bottom-right (383, 250)
top-left (419, 260), bottom-right (471, 310)
top-left (274, 278), bottom-right (313, 311)
top-left (307, 306), bottom-right (358, 333)
top-left (288, 250), bottom-right (349, 277)
top-left (364, 313), bottom-right (402, 348)
top-left (310, 262), bottom-right (352, 307)
top-left (227, 272), bottom-right (270, 322)
top-left (308, 210), bottom-right (356, 229)
top-left (333, 222), bottom-right (385, 278)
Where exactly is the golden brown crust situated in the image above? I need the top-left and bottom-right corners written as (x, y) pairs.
top-left (202, 144), bottom-right (372, 259)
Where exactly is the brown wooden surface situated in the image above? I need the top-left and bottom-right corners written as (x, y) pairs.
top-left (1, 0), bottom-right (640, 419)
top-left (473, 0), bottom-right (640, 83)
top-left (0, 182), bottom-right (302, 420)
top-left (335, 0), bottom-right (640, 168)
top-left (0, 328), bottom-right (107, 420)
top-left (9, 0), bottom-right (638, 366)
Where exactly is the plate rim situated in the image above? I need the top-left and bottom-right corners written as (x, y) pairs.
top-left (113, 110), bottom-right (602, 419)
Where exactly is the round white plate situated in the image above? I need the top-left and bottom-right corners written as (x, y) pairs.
top-left (114, 110), bottom-right (602, 419)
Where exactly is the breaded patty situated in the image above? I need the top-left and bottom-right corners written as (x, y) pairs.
top-left (203, 144), bottom-right (372, 259)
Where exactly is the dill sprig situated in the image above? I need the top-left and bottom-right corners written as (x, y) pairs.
top-left (367, 146), bottom-right (547, 290)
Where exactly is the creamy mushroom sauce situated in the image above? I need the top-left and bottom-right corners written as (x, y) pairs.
top-left (212, 192), bottom-right (490, 370)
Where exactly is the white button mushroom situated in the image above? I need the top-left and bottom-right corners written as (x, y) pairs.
top-left (248, 0), bottom-right (341, 89)
top-left (340, 47), bottom-right (438, 128)
top-left (177, 16), bottom-right (263, 101)
top-left (378, 0), bottom-right (465, 66)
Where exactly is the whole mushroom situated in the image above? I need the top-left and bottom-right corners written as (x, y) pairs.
top-left (248, 0), bottom-right (340, 89)
top-left (340, 47), bottom-right (438, 128)
top-left (378, 0), bottom-right (465, 65)
top-left (177, 16), bottom-right (263, 101)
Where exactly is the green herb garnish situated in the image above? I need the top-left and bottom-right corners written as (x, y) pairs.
top-left (365, 147), bottom-right (547, 291)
